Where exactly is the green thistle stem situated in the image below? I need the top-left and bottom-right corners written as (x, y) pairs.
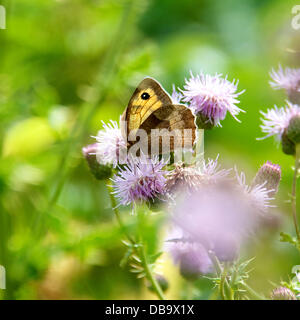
top-left (291, 144), bottom-right (300, 241)
top-left (139, 242), bottom-right (165, 300)
top-left (106, 181), bottom-right (165, 300)
top-left (137, 210), bottom-right (166, 300)
top-left (106, 179), bottom-right (135, 244)
top-left (207, 251), bottom-right (232, 300)
top-left (208, 251), bottom-right (264, 300)
top-left (219, 268), bottom-right (227, 300)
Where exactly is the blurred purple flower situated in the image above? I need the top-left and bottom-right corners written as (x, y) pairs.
top-left (111, 154), bottom-right (167, 206)
top-left (165, 227), bottom-right (212, 278)
top-left (166, 163), bottom-right (280, 277)
top-left (181, 72), bottom-right (244, 126)
top-left (270, 66), bottom-right (300, 103)
top-left (168, 182), bottom-right (259, 269)
top-left (259, 102), bottom-right (300, 141)
top-left (93, 120), bottom-right (126, 167)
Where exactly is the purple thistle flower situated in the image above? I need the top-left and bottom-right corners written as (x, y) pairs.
top-left (201, 155), bottom-right (231, 182)
top-left (168, 181), bottom-right (259, 270)
top-left (270, 65), bottom-right (300, 103)
top-left (259, 102), bottom-right (300, 141)
top-left (93, 120), bottom-right (127, 167)
top-left (165, 165), bottom-right (200, 195)
top-left (166, 156), bottom-right (230, 195)
top-left (111, 154), bottom-right (167, 206)
top-left (181, 72), bottom-right (245, 127)
top-left (271, 287), bottom-right (297, 300)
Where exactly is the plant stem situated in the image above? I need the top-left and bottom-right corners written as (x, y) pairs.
top-left (207, 250), bottom-right (231, 300)
top-left (292, 144), bottom-right (300, 241)
top-left (219, 267), bottom-right (227, 300)
top-left (106, 182), bottom-right (165, 300)
top-left (106, 179), bottom-right (135, 244)
top-left (139, 242), bottom-right (165, 300)
top-left (136, 210), bottom-right (166, 300)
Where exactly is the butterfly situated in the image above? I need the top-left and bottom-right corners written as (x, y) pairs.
top-left (120, 77), bottom-right (196, 155)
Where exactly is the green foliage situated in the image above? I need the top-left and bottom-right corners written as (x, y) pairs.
top-left (0, 0), bottom-right (299, 299)
top-left (207, 257), bottom-right (265, 300)
top-left (280, 232), bottom-right (300, 251)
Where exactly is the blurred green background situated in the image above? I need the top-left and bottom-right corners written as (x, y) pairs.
top-left (0, 0), bottom-right (300, 299)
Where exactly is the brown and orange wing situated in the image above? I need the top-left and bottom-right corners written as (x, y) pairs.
top-left (121, 77), bottom-right (196, 153)
top-left (124, 77), bottom-right (172, 135)
top-left (140, 104), bottom-right (196, 152)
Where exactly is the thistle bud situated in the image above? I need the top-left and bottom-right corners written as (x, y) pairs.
top-left (178, 246), bottom-right (212, 280)
top-left (286, 115), bottom-right (300, 144)
top-left (147, 274), bottom-right (169, 292)
top-left (179, 254), bottom-right (202, 280)
top-left (251, 161), bottom-right (281, 197)
top-left (82, 144), bottom-right (112, 180)
top-left (271, 286), bottom-right (297, 300)
top-left (281, 130), bottom-right (296, 156)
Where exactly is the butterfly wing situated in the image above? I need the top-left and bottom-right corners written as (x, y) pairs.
top-left (123, 77), bottom-right (172, 135)
top-left (121, 77), bottom-right (196, 153)
top-left (140, 104), bottom-right (196, 152)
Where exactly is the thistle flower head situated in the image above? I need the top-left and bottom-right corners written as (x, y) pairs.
top-left (82, 143), bottom-right (97, 160)
top-left (165, 165), bottom-right (200, 195)
top-left (259, 102), bottom-right (300, 141)
top-left (271, 287), bottom-right (297, 300)
top-left (201, 156), bottom-right (231, 182)
top-left (286, 114), bottom-right (300, 144)
top-left (94, 120), bottom-right (126, 167)
top-left (111, 154), bottom-right (167, 206)
top-left (270, 66), bottom-right (300, 103)
top-left (181, 72), bottom-right (245, 127)
top-left (82, 143), bottom-right (112, 180)
top-left (165, 156), bottom-right (230, 195)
